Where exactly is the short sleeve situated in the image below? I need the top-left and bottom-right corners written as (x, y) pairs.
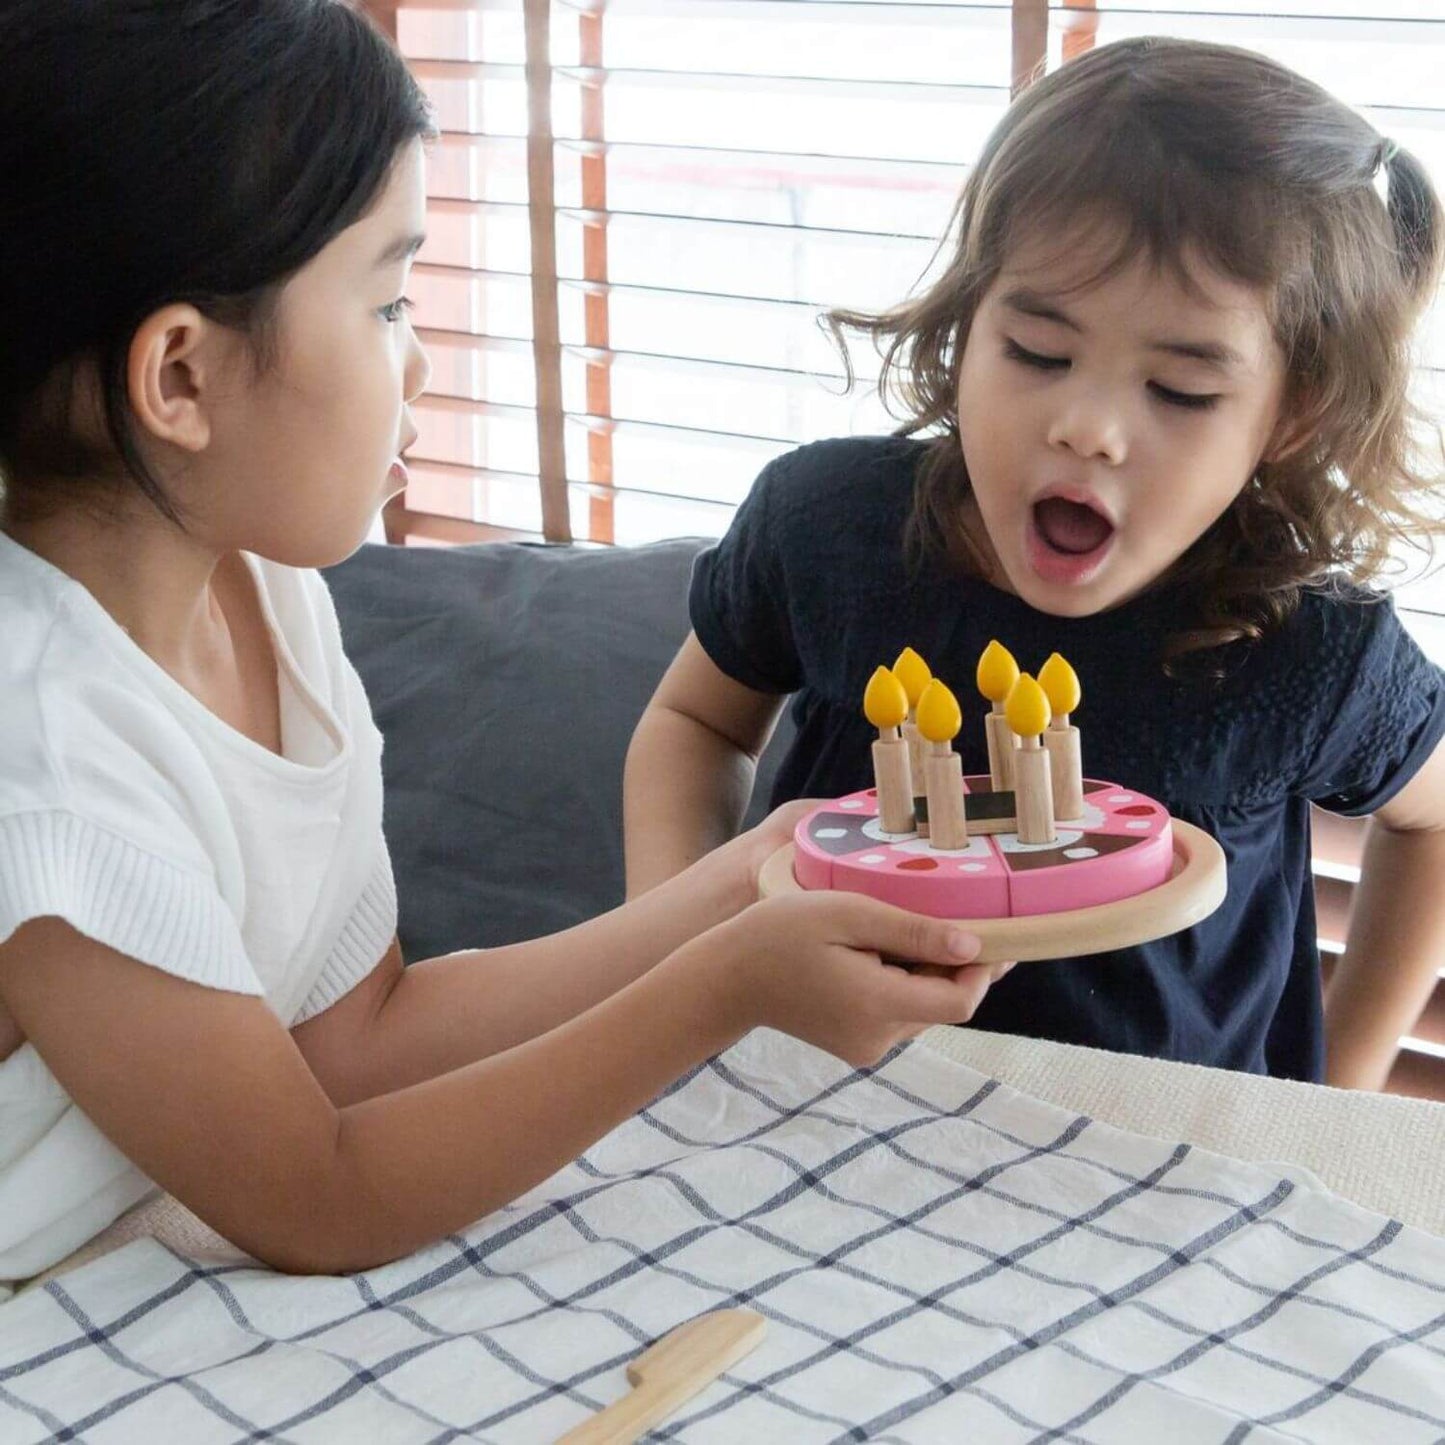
top-left (689, 453), bottom-right (805, 695)
top-left (289, 839), bottom-right (398, 1024)
top-left (1298, 598), bottom-right (1445, 815)
top-left (0, 808), bottom-right (262, 997)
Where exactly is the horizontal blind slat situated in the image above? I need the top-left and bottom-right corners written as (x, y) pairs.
top-left (390, 0), bottom-right (1444, 592)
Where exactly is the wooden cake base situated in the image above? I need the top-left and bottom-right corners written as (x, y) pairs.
top-left (757, 779), bottom-right (1226, 963)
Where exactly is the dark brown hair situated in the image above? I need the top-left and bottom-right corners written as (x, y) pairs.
top-left (828, 36), bottom-right (1445, 664)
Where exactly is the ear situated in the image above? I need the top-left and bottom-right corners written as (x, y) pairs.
top-left (125, 304), bottom-right (220, 454)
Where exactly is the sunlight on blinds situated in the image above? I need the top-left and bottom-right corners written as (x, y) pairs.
top-left (389, 0), bottom-right (1444, 614)
top-left (392, 0), bottom-right (1019, 544)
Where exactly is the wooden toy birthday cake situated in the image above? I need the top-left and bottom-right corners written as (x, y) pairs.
top-left (758, 643), bottom-right (1227, 962)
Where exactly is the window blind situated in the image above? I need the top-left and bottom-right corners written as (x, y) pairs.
top-left (375, 0), bottom-right (1044, 546)
top-left (371, 0), bottom-right (1445, 1101)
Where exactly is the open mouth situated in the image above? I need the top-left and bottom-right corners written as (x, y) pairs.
top-left (1026, 495), bottom-right (1116, 584)
top-left (1033, 497), bottom-right (1113, 554)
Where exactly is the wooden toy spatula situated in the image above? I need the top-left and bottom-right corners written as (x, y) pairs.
top-left (555, 1307), bottom-right (767, 1443)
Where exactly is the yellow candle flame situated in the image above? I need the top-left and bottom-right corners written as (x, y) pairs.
top-left (1005, 674), bottom-right (1051, 738)
top-left (891, 646), bottom-right (932, 707)
top-left (976, 639), bottom-right (1019, 703)
top-left (864, 665), bottom-right (909, 730)
top-left (1038, 652), bottom-right (1081, 717)
top-left (916, 679), bottom-right (962, 743)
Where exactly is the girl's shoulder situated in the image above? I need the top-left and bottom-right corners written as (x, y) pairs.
top-left (752, 435), bottom-right (930, 511)
top-left (0, 534), bottom-right (115, 761)
top-left (1263, 582), bottom-right (1430, 685)
top-left (735, 436), bottom-right (933, 572)
top-left (0, 546), bottom-right (353, 816)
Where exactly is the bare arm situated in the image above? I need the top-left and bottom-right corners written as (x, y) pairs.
top-left (1323, 737), bottom-right (1445, 1090)
top-left (624, 632), bottom-right (784, 898)
top-left (292, 802), bottom-right (810, 1107)
top-left (0, 899), bottom-right (995, 1276)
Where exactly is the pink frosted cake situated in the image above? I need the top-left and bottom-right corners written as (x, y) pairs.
top-left (790, 777), bottom-right (1173, 921)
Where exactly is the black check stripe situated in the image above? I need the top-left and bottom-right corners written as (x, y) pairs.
top-left (714, 1086), bottom-right (1445, 1406)
top-left (629, 1124), bottom-right (1443, 1438)
top-left (660, 1141), bottom-right (1206, 1439)
top-left (1224, 1306), bottom-right (1445, 1442)
top-left (1021, 1218), bottom-right (1407, 1444)
top-left (4, 1034), bottom-right (1445, 1444)
top-left (468, 1083), bottom-right (1028, 1436)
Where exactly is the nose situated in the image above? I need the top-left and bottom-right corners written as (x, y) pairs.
top-left (403, 321), bottom-right (432, 404)
top-left (1046, 387), bottom-right (1128, 467)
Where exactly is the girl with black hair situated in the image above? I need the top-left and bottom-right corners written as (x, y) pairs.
top-left (0, 1), bottom-right (1005, 1288)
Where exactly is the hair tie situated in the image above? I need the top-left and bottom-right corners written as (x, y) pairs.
top-left (1376, 138), bottom-right (1400, 174)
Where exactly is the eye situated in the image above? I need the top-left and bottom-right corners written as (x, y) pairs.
top-left (1004, 338), bottom-right (1069, 372)
top-left (380, 296), bottom-right (416, 324)
top-left (1149, 381), bottom-right (1220, 412)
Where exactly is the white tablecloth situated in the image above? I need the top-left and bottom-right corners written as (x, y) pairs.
top-left (3, 1029), bottom-right (1443, 1442)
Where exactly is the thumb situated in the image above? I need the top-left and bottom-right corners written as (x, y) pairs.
top-left (834, 895), bottom-right (982, 967)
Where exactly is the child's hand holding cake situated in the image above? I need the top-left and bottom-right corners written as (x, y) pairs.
top-left (676, 892), bottom-right (992, 1069)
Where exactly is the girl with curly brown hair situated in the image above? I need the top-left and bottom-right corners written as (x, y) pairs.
top-left (627, 36), bottom-right (1445, 1093)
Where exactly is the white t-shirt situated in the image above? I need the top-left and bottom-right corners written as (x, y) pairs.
top-left (0, 532), bottom-right (397, 1285)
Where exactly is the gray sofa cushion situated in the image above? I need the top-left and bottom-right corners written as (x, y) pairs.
top-left (325, 540), bottom-right (791, 960)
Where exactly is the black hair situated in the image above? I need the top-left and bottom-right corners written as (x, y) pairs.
top-left (0, 0), bottom-right (436, 522)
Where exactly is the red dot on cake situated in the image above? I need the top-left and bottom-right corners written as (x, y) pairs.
top-left (897, 858), bottom-right (939, 872)
top-left (1118, 805), bottom-right (1156, 816)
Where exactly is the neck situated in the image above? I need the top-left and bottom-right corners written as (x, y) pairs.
top-left (4, 497), bottom-right (232, 675)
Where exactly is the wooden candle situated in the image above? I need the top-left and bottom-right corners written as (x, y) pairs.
top-left (976, 639), bottom-right (1020, 792)
top-left (1005, 673), bottom-right (1056, 845)
top-left (916, 678), bottom-right (968, 850)
top-left (864, 665), bottom-right (916, 834)
top-left (1038, 651), bottom-right (1085, 821)
top-left (892, 646), bottom-right (933, 836)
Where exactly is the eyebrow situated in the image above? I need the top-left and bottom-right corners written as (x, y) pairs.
top-left (999, 287), bottom-right (1247, 372)
top-left (374, 233), bottom-right (427, 268)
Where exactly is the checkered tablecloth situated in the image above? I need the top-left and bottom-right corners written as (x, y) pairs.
top-left (2, 1029), bottom-right (1444, 1443)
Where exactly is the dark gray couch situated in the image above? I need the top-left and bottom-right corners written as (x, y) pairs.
top-left (325, 540), bottom-right (791, 962)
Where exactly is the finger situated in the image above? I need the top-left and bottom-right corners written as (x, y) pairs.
top-left (912, 959), bottom-right (1015, 982)
top-left (768, 798), bottom-right (824, 829)
top-left (869, 959), bottom-right (996, 1025)
top-left (830, 894), bottom-right (983, 967)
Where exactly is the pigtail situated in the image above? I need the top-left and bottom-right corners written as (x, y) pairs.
top-left (1381, 142), bottom-right (1445, 313)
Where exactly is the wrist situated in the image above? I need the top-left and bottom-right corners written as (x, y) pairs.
top-left (664, 917), bottom-right (760, 1047)
top-left (688, 833), bottom-right (763, 922)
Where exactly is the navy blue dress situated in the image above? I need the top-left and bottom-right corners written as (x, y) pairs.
top-left (690, 437), bottom-right (1445, 1080)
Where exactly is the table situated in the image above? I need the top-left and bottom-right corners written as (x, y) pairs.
top-left (3, 1029), bottom-right (1444, 1442)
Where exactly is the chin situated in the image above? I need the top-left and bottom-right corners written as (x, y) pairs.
top-left (1016, 580), bottom-right (1108, 618)
top-left (253, 519), bottom-right (377, 572)
top-left (1002, 553), bottom-right (1121, 618)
